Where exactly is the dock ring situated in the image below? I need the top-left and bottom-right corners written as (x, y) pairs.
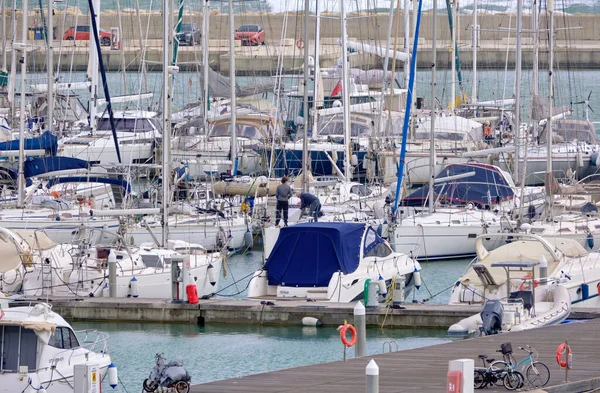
top-left (296, 39), bottom-right (305, 49)
top-left (338, 323), bottom-right (357, 347)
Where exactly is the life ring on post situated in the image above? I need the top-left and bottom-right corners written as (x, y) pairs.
top-left (337, 323), bottom-right (357, 347)
top-left (296, 38), bottom-right (305, 50)
top-left (556, 343), bottom-right (572, 369)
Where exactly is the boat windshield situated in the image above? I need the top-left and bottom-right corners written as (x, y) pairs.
top-left (209, 123), bottom-right (263, 139)
top-left (48, 326), bottom-right (81, 350)
top-left (97, 118), bottom-right (155, 132)
top-left (363, 227), bottom-right (392, 258)
top-left (0, 326), bottom-right (38, 372)
top-left (318, 115), bottom-right (372, 137)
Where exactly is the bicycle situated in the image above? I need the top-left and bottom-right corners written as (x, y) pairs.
top-left (474, 353), bottom-right (523, 390)
top-left (501, 345), bottom-right (551, 388)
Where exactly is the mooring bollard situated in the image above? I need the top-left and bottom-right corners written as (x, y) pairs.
top-left (354, 302), bottom-right (367, 357)
top-left (366, 359), bottom-right (379, 393)
top-left (108, 249), bottom-right (117, 297)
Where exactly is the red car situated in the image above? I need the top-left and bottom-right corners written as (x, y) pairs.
top-left (235, 24), bottom-right (265, 46)
top-left (63, 25), bottom-right (112, 46)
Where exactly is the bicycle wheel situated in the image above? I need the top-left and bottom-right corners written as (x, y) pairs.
top-left (175, 381), bottom-right (190, 393)
top-left (474, 370), bottom-right (486, 389)
top-left (503, 370), bottom-right (524, 391)
top-left (526, 362), bottom-right (551, 387)
top-left (489, 361), bottom-right (509, 386)
top-left (142, 379), bottom-right (158, 392)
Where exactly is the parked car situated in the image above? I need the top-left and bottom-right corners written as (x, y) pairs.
top-left (235, 24), bottom-right (265, 46)
top-left (62, 25), bottom-right (113, 46)
top-left (176, 22), bottom-right (200, 46)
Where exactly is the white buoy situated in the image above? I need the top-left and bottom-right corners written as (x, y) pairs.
top-left (108, 363), bottom-right (118, 389)
top-left (207, 263), bottom-right (217, 286)
top-left (377, 276), bottom-right (387, 301)
top-left (38, 388), bottom-right (47, 393)
top-left (129, 277), bottom-right (139, 298)
top-left (101, 283), bottom-right (109, 298)
top-left (366, 280), bottom-right (379, 308)
top-left (351, 154), bottom-right (359, 166)
top-left (413, 269), bottom-right (422, 290)
top-left (539, 255), bottom-right (548, 285)
top-left (301, 316), bottom-right (322, 327)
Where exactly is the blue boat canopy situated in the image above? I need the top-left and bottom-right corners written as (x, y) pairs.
top-left (401, 163), bottom-right (515, 208)
top-left (24, 157), bottom-right (90, 178)
top-left (265, 222), bottom-right (366, 287)
top-left (45, 177), bottom-right (131, 193)
top-left (0, 131), bottom-right (58, 156)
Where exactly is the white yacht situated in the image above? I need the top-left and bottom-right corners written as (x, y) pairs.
top-left (248, 222), bottom-right (421, 302)
top-left (58, 110), bottom-right (160, 165)
top-left (0, 303), bottom-right (113, 393)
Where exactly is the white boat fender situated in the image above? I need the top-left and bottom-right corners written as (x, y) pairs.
top-left (413, 269), bottom-right (422, 290)
top-left (591, 152), bottom-right (600, 167)
top-left (351, 154), bottom-right (359, 166)
top-left (129, 277), bottom-right (139, 298)
top-left (101, 283), bottom-right (109, 298)
top-left (301, 317), bottom-right (322, 327)
top-left (208, 263), bottom-right (217, 286)
top-left (577, 151), bottom-right (584, 168)
top-left (377, 276), bottom-right (387, 300)
top-left (38, 388), bottom-right (47, 393)
top-left (244, 229), bottom-right (253, 250)
top-left (108, 363), bottom-right (118, 389)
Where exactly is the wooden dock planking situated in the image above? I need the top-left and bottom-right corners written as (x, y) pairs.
top-left (190, 319), bottom-right (600, 393)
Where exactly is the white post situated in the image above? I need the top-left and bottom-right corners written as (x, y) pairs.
top-left (366, 359), bottom-right (379, 393)
top-left (17, 0), bottom-right (28, 208)
top-left (354, 301), bottom-right (367, 357)
top-left (448, 359), bottom-right (474, 393)
top-left (108, 249), bottom-right (117, 297)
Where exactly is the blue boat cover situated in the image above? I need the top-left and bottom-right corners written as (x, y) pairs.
top-left (402, 163), bottom-right (515, 208)
top-left (265, 222), bottom-right (365, 287)
top-left (24, 157), bottom-right (90, 178)
top-left (45, 177), bottom-right (131, 193)
top-left (0, 131), bottom-right (58, 156)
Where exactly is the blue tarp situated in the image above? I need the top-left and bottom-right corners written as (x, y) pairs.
top-left (24, 157), bottom-right (90, 178)
top-left (402, 163), bottom-right (515, 208)
top-left (45, 177), bottom-right (131, 193)
top-left (265, 222), bottom-right (365, 287)
top-left (0, 131), bottom-right (58, 156)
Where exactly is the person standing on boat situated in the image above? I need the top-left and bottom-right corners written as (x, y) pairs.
top-left (298, 192), bottom-right (321, 222)
top-left (275, 176), bottom-right (293, 227)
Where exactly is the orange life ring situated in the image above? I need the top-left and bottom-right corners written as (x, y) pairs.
top-left (296, 39), bottom-right (305, 49)
top-left (556, 343), bottom-right (572, 368)
top-left (519, 273), bottom-right (539, 291)
top-left (484, 125), bottom-right (493, 138)
top-left (338, 323), bottom-right (357, 347)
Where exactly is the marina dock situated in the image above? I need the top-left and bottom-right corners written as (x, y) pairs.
top-left (190, 318), bottom-right (600, 393)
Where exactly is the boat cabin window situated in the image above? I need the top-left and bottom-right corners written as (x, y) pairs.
top-left (209, 124), bottom-right (262, 139)
top-left (414, 130), bottom-right (465, 141)
top-left (363, 227), bottom-right (392, 258)
top-left (318, 117), bottom-right (372, 137)
top-left (48, 327), bottom-right (80, 350)
top-left (0, 326), bottom-right (38, 372)
top-left (97, 118), bottom-right (155, 132)
top-left (350, 184), bottom-right (372, 197)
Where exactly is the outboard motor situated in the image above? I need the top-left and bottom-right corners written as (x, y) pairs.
top-left (480, 300), bottom-right (504, 335)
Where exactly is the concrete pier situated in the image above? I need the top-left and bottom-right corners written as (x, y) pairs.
top-left (13, 297), bottom-right (600, 327)
top-left (4, 10), bottom-right (600, 72)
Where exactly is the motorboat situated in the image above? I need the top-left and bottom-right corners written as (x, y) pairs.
top-left (247, 222), bottom-right (421, 303)
top-left (0, 303), bottom-right (113, 393)
top-left (448, 233), bottom-right (600, 335)
top-left (387, 163), bottom-right (545, 260)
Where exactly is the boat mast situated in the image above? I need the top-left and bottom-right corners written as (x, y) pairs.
top-left (471, 0), bottom-right (477, 103)
top-left (89, 0), bottom-right (100, 134)
top-left (47, 0), bottom-right (53, 134)
top-left (428, 0), bottom-right (437, 213)
top-left (1, 0), bottom-right (5, 73)
top-left (513, 0), bottom-right (523, 185)
top-left (340, 0), bottom-right (351, 182)
top-left (162, 0), bottom-right (171, 247)
top-left (545, 0), bottom-right (554, 222)
top-left (403, 0), bottom-right (409, 89)
top-left (311, 0), bottom-right (320, 142)
top-left (203, 0), bottom-right (210, 137)
top-left (8, 0), bottom-right (16, 120)
top-left (17, 0), bottom-right (28, 208)
top-left (228, 0), bottom-right (237, 176)
top-left (301, 0), bottom-right (310, 192)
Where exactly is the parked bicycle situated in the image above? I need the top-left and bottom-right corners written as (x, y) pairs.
top-left (474, 342), bottom-right (523, 390)
top-left (143, 353), bottom-right (191, 393)
top-left (500, 345), bottom-right (551, 388)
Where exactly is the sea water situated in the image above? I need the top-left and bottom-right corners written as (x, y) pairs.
top-left (70, 250), bottom-right (465, 392)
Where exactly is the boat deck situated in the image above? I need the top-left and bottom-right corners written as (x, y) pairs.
top-left (190, 318), bottom-right (600, 393)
